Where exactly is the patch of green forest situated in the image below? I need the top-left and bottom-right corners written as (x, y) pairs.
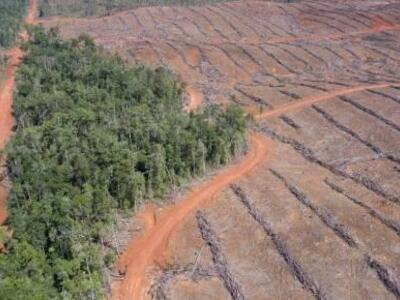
top-left (0, 0), bottom-right (28, 48)
top-left (39, 0), bottom-right (225, 17)
top-left (0, 28), bottom-right (247, 299)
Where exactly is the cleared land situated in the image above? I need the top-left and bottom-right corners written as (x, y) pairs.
top-left (40, 0), bottom-right (400, 299)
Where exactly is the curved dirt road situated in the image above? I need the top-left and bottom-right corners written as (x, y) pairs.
top-left (0, 0), bottom-right (38, 225)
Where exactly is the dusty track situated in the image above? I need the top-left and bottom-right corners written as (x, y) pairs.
top-left (0, 0), bottom-right (38, 226)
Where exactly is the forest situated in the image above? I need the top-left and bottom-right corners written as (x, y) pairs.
top-left (39, 0), bottom-right (224, 17)
top-left (0, 28), bottom-right (248, 299)
top-left (0, 0), bottom-right (27, 48)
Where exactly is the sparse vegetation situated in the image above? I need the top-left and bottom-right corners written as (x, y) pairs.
top-left (39, 0), bottom-right (225, 17)
top-left (0, 27), bottom-right (247, 299)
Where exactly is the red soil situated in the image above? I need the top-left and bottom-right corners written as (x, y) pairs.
top-left (185, 87), bottom-right (203, 112)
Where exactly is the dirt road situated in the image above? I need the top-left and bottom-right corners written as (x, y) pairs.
top-left (0, 0), bottom-right (38, 225)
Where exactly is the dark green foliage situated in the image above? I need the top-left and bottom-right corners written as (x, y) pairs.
top-left (0, 28), bottom-right (247, 298)
top-left (0, 55), bottom-right (8, 81)
top-left (39, 0), bottom-right (226, 17)
top-left (0, 0), bottom-right (28, 48)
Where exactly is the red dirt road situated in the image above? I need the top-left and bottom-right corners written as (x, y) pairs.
top-left (112, 132), bottom-right (272, 300)
top-left (0, 0), bottom-right (38, 226)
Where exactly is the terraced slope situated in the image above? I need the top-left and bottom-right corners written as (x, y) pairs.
top-left (40, 1), bottom-right (400, 299)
